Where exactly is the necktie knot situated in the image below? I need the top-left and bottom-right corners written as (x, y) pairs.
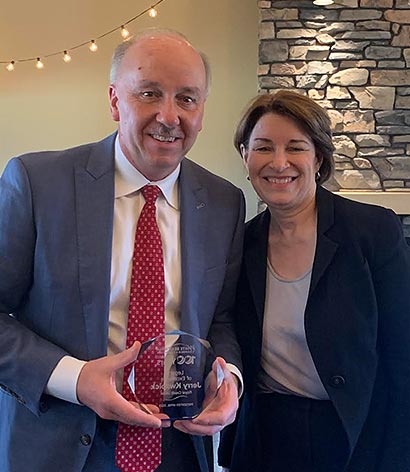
top-left (141, 185), bottom-right (161, 204)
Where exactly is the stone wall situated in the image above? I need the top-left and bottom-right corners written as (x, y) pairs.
top-left (258, 0), bottom-right (410, 191)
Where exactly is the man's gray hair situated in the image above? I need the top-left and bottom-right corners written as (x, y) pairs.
top-left (109, 28), bottom-right (211, 95)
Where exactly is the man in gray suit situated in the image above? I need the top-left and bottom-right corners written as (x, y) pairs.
top-left (0, 29), bottom-right (244, 472)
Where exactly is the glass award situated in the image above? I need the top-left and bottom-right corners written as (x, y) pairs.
top-left (127, 330), bottom-right (224, 420)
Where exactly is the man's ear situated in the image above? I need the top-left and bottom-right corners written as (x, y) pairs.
top-left (109, 85), bottom-right (120, 122)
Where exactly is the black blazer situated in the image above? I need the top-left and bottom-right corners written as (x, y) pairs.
top-left (220, 186), bottom-right (410, 472)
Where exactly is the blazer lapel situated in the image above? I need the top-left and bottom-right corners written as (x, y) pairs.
top-left (309, 186), bottom-right (339, 296)
top-left (75, 134), bottom-right (115, 359)
top-left (178, 159), bottom-right (207, 335)
top-left (245, 210), bottom-right (270, 328)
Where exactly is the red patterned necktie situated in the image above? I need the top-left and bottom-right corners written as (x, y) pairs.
top-left (116, 184), bottom-right (165, 472)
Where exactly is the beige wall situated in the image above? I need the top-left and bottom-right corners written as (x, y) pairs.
top-left (0, 0), bottom-right (259, 218)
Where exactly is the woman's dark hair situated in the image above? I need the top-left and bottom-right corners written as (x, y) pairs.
top-left (234, 90), bottom-right (335, 184)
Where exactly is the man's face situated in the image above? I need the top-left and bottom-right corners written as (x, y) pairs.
top-left (109, 36), bottom-right (207, 181)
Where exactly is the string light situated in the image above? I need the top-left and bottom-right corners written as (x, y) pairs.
top-left (36, 58), bottom-right (44, 69)
top-left (149, 7), bottom-right (158, 18)
top-left (313, 0), bottom-right (334, 5)
top-left (0, 0), bottom-right (165, 72)
top-left (120, 26), bottom-right (130, 39)
top-left (63, 51), bottom-right (72, 63)
top-left (88, 40), bottom-right (98, 52)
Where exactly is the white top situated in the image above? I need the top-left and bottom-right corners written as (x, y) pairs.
top-left (258, 260), bottom-right (329, 400)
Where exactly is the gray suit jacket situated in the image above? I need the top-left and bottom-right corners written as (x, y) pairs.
top-left (0, 133), bottom-right (245, 472)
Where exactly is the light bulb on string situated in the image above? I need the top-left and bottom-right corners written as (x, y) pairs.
top-left (6, 61), bottom-right (15, 71)
top-left (313, 0), bottom-right (334, 5)
top-left (63, 51), bottom-right (72, 63)
top-left (120, 26), bottom-right (130, 39)
top-left (89, 40), bottom-right (98, 52)
top-left (149, 7), bottom-right (158, 18)
top-left (36, 58), bottom-right (44, 69)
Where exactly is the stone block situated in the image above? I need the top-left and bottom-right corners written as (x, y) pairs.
top-left (335, 100), bottom-right (359, 109)
top-left (270, 62), bottom-right (308, 75)
top-left (397, 87), bottom-right (410, 96)
top-left (384, 10), bottom-right (410, 24)
top-left (404, 49), bottom-right (410, 67)
top-left (373, 157), bottom-right (410, 179)
top-left (343, 110), bottom-right (375, 132)
top-left (319, 23), bottom-right (355, 35)
top-left (335, 162), bottom-right (354, 170)
top-left (277, 28), bottom-right (317, 39)
top-left (340, 60), bottom-right (376, 68)
top-left (353, 158), bottom-right (372, 169)
top-left (327, 86), bottom-right (351, 99)
top-left (340, 31), bottom-right (391, 40)
top-left (329, 68), bottom-right (369, 86)
top-left (307, 61), bottom-right (336, 74)
top-left (276, 21), bottom-right (303, 28)
top-left (375, 110), bottom-right (410, 125)
top-left (392, 26), bottom-right (410, 47)
top-left (378, 61), bottom-right (405, 69)
top-left (260, 8), bottom-right (298, 21)
top-left (384, 181), bottom-right (405, 188)
top-left (308, 89), bottom-right (325, 99)
top-left (360, 0), bottom-right (392, 6)
top-left (356, 21), bottom-right (391, 31)
top-left (349, 86), bottom-right (395, 110)
top-left (289, 45), bottom-right (309, 60)
top-left (259, 76), bottom-right (295, 88)
top-left (258, 0), bottom-right (271, 8)
top-left (371, 70), bottom-right (410, 86)
top-left (259, 22), bottom-right (275, 40)
top-left (377, 126), bottom-right (410, 135)
top-left (333, 0), bottom-right (358, 7)
top-left (329, 52), bottom-right (364, 60)
top-left (354, 134), bottom-right (391, 147)
top-left (365, 46), bottom-right (402, 59)
top-left (393, 136), bottom-right (410, 144)
top-left (259, 40), bottom-right (289, 62)
top-left (334, 169), bottom-right (381, 189)
top-left (306, 46), bottom-right (331, 61)
top-left (333, 135), bottom-right (357, 157)
top-left (332, 40), bottom-right (370, 51)
top-left (358, 147), bottom-right (404, 157)
top-left (340, 9), bottom-right (382, 21)
top-left (296, 74), bottom-right (328, 89)
top-left (317, 34), bottom-right (336, 45)
top-left (258, 64), bottom-right (270, 75)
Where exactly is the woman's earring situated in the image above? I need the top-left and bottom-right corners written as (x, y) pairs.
top-left (315, 171), bottom-right (321, 181)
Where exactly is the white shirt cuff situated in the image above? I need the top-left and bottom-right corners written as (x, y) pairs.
top-left (226, 363), bottom-right (244, 398)
top-left (44, 356), bottom-right (87, 405)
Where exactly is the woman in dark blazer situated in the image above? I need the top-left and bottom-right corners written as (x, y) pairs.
top-left (219, 91), bottom-right (410, 472)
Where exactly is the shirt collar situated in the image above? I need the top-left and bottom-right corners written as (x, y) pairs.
top-left (114, 135), bottom-right (180, 210)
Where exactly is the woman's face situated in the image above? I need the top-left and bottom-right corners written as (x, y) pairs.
top-left (243, 112), bottom-right (321, 215)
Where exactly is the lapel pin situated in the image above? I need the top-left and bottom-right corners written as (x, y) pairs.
top-left (196, 202), bottom-right (205, 209)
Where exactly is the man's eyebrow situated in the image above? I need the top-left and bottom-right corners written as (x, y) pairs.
top-left (177, 86), bottom-right (202, 95)
top-left (136, 80), bottom-right (161, 88)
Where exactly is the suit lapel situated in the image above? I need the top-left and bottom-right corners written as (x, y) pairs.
top-left (75, 134), bottom-right (115, 359)
top-left (245, 210), bottom-right (270, 328)
top-left (179, 159), bottom-right (207, 335)
top-left (309, 187), bottom-right (339, 296)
